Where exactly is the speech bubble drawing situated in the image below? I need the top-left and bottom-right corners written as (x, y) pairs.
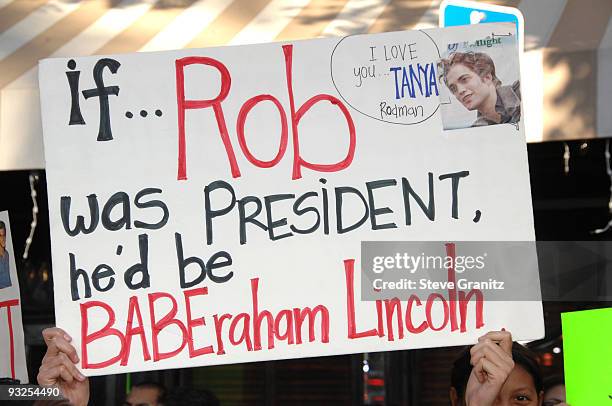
top-left (330, 30), bottom-right (441, 126)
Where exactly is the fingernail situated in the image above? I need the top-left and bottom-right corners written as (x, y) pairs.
top-left (64, 334), bottom-right (72, 341)
top-left (77, 372), bottom-right (86, 381)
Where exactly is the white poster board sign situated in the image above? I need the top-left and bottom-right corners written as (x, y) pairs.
top-left (0, 211), bottom-right (28, 383)
top-left (39, 23), bottom-right (543, 376)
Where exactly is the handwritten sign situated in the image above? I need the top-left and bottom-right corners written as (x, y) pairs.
top-left (0, 212), bottom-right (28, 382)
top-left (39, 23), bottom-right (543, 376)
top-left (562, 308), bottom-right (612, 406)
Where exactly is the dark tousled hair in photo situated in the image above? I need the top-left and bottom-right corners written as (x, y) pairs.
top-left (438, 51), bottom-right (502, 88)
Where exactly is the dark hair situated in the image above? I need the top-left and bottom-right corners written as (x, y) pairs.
top-left (163, 388), bottom-right (220, 406)
top-left (132, 381), bottom-right (166, 402)
top-left (0, 221), bottom-right (5, 231)
top-left (451, 342), bottom-right (543, 400)
top-left (438, 51), bottom-right (502, 88)
top-left (543, 374), bottom-right (565, 392)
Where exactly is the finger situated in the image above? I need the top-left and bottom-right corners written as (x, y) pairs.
top-left (469, 342), bottom-right (492, 365)
top-left (471, 342), bottom-right (509, 372)
top-left (481, 357), bottom-right (513, 386)
top-left (42, 328), bottom-right (72, 343)
top-left (472, 340), bottom-right (512, 364)
top-left (37, 360), bottom-right (75, 385)
top-left (482, 358), bottom-right (502, 382)
top-left (470, 342), bottom-right (485, 356)
top-left (43, 353), bottom-right (86, 382)
top-left (482, 340), bottom-right (515, 370)
top-left (473, 351), bottom-right (514, 378)
top-left (46, 364), bottom-right (75, 384)
top-left (42, 329), bottom-right (69, 358)
top-left (470, 341), bottom-right (486, 356)
top-left (37, 366), bottom-right (57, 386)
top-left (469, 345), bottom-right (486, 366)
top-left (46, 336), bottom-right (80, 363)
top-left (477, 331), bottom-right (513, 354)
top-left (477, 330), bottom-right (511, 343)
top-left (498, 330), bottom-right (513, 354)
top-left (469, 341), bottom-right (488, 360)
top-left (470, 347), bottom-right (486, 365)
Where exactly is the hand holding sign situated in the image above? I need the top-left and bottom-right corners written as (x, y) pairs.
top-left (465, 330), bottom-right (515, 406)
top-left (38, 328), bottom-right (89, 406)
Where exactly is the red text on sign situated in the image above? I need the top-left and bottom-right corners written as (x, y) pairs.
top-left (175, 45), bottom-right (356, 181)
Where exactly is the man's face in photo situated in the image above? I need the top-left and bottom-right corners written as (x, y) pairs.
top-left (0, 227), bottom-right (6, 253)
top-left (445, 63), bottom-right (493, 112)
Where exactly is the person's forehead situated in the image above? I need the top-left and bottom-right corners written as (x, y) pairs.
top-left (446, 63), bottom-right (473, 80)
top-left (128, 387), bottom-right (159, 400)
top-left (502, 365), bottom-right (536, 393)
